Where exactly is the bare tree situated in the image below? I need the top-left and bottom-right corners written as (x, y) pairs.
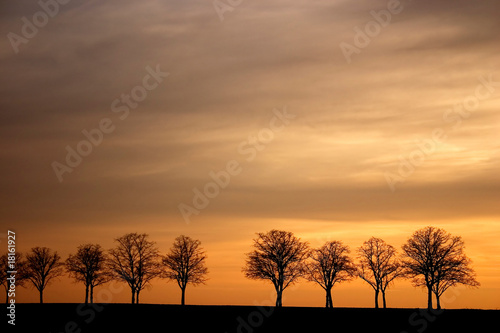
top-left (431, 244), bottom-right (479, 310)
top-left (306, 241), bottom-right (355, 308)
top-left (66, 244), bottom-right (111, 304)
top-left (108, 233), bottom-right (161, 304)
top-left (380, 262), bottom-right (402, 309)
top-left (1, 253), bottom-right (26, 304)
top-left (243, 230), bottom-right (309, 307)
top-left (162, 235), bottom-right (208, 305)
top-left (357, 237), bottom-right (402, 309)
top-left (24, 247), bottom-right (63, 303)
top-left (401, 226), bottom-right (479, 310)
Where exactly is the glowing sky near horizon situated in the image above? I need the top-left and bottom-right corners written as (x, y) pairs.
top-left (1, 0), bottom-right (499, 309)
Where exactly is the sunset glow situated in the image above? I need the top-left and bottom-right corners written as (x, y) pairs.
top-left (1, 0), bottom-right (499, 310)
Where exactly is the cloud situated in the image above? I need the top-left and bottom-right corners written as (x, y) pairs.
top-left (0, 0), bottom-right (499, 232)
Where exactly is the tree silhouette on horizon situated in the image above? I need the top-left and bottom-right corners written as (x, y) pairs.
top-left (243, 230), bottom-right (309, 307)
top-left (402, 226), bottom-right (479, 310)
top-left (357, 237), bottom-right (402, 309)
top-left (108, 233), bottom-right (161, 304)
top-left (66, 243), bottom-right (111, 304)
top-left (306, 240), bottom-right (356, 308)
top-left (24, 247), bottom-right (63, 303)
top-left (162, 235), bottom-right (208, 305)
top-left (1, 252), bottom-right (27, 304)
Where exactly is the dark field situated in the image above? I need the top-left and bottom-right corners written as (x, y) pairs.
top-left (4, 304), bottom-right (499, 333)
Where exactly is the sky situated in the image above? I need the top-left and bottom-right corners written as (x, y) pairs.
top-left (1, 0), bottom-right (499, 309)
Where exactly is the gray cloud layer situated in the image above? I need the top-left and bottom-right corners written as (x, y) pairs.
top-left (1, 0), bottom-right (499, 229)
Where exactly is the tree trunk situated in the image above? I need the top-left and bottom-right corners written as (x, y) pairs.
top-left (275, 289), bottom-right (282, 307)
top-left (85, 285), bottom-right (89, 305)
top-left (427, 286), bottom-right (433, 310)
top-left (382, 290), bottom-right (387, 309)
top-left (131, 288), bottom-right (136, 304)
top-left (181, 287), bottom-right (186, 306)
top-left (374, 289), bottom-right (379, 309)
top-left (325, 288), bottom-right (333, 308)
top-left (90, 286), bottom-right (94, 304)
top-left (436, 294), bottom-right (441, 310)
top-left (136, 290), bottom-right (140, 304)
top-left (39, 289), bottom-right (44, 304)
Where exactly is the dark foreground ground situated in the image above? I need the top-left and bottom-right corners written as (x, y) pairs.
top-left (4, 303), bottom-right (499, 333)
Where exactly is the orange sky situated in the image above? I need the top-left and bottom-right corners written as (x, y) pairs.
top-left (1, 0), bottom-right (499, 309)
top-left (6, 217), bottom-right (500, 309)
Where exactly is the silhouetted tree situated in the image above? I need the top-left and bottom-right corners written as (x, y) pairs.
top-left (306, 241), bottom-right (355, 308)
top-left (162, 235), bottom-right (208, 305)
top-left (1, 253), bottom-right (26, 304)
top-left (24, 247), bottom-right (63, 303)
top-left (243, 230), bottom-right (309, 307)
top-left (431, 244), bottom-right (479, 310)
top-left (108, 233), bottom-right (161, 304)
top-left (401, 226), bottom-right (479, 310)
top-left (66, 244), bottom-right (111, 304)
top-left (357, 237), bottom-right (402, 309)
